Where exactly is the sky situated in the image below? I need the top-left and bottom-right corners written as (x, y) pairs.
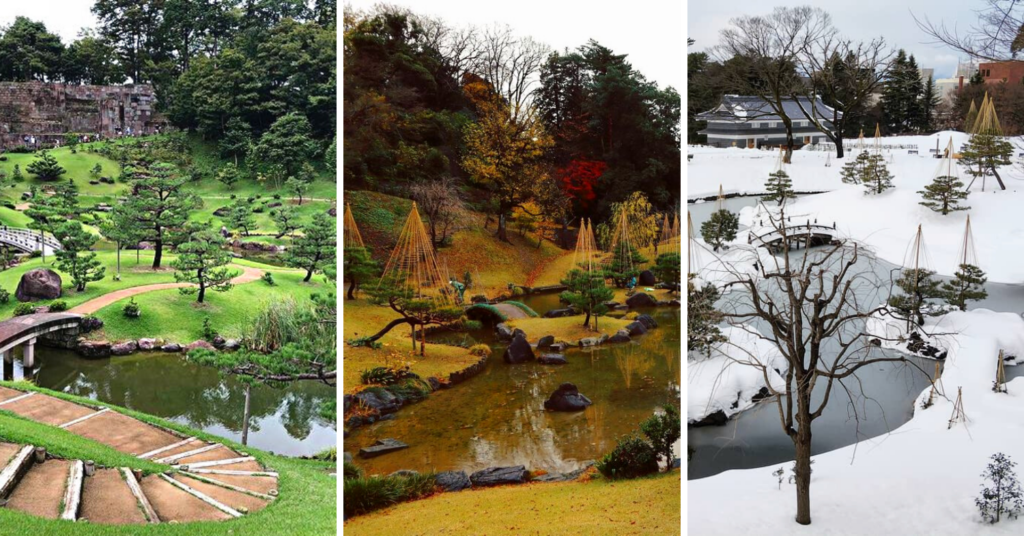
top-left (688, 0), bottom-right (983, 80)
top-left (0, 1), bottom-right (98, 42)
top-left (345, 0), bottom-right (684, 91)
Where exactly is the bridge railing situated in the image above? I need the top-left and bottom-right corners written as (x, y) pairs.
top-left (748, 222), bottom-right (838, 245)
top-left (0, 227), bottom-right (61, 252)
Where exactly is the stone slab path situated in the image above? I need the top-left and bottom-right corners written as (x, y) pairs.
top-left (0, 385), bottom-right (278, 525)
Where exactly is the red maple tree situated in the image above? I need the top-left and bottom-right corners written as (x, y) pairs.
top-left (556, 158), bottom-right (607, 207)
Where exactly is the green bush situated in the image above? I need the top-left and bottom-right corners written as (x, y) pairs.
top-left (262, 271), bottom-right (275, 286)
top-left (640, 405), bottom-right (681, 465)
top-left (122, 298), bottom-right (141, 318)
top-left (344, 460), bottom-right (363, 480)
top-left (343, 472), bottom-right (436, 518)
top-left (47, 300), bottom-right (68, 312)
top-left (360, 365), bottom-right (413, 386)
top-left (596, 434), bottom-right (659, 480)
top-left (13, 303), bottom-right (35, 316)
top-left (469, 344), bottom-right (492, 357)
top-left (27, 250), bottom-right (41, 259)
top-left (0, 288), bottom-right (9, 304)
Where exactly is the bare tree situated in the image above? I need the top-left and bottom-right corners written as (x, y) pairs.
top-left (409, 176), bottom-right (467, 249)
top-left (915, 0), bottom-right (1024, 62)
top-left (475, 25), bottom-right (550, 123)
top-left (794, 35), bottom-right (894, 158)
top-left (711, 202), bottom-right (932, 525)
top-left (716, 7), bottom-right (833, 162)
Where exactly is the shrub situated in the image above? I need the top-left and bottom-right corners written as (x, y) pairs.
top-left (262, 271), bottom-right (275, 285)
top-left (343, 472), bottom-right (437, 518)
top-left (47, 300), bottom-right (68, 312)
top-left (978, 452), bottom-right (1024, 523)
top-left (343, 460), bottom-right (363, 480)
top-left (202, 317), bottom-right (217, 340)
top-left (12, 303), bottom-right (35, 316)
top-left (122, 298), bottom-right (141, 318)
top-left (28, 250), bottom-right (41, 259)
top-left (640, 405), bottom-right (681, 465)
top-left (596, 434), bottom-right (659, 480)
top-left (469, 344), bottom-right (492, 357)
top-left (0, 288), bottom-right (9, 304)
top-left (360, 365), bottom-right (413, 386)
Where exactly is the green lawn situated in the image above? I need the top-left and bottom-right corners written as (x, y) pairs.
top-left (92, 268), bottom-right (327, 343)
top-left (0, 382), bottom-right (336, 536)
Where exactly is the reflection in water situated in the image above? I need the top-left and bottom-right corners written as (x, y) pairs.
top-left (345, 304), bottom-right (682, 476)
top-left (4, 349), bottom-right (336, 457)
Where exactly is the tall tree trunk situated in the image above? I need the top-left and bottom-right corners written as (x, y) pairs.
top-left (304, 266), bottom-right (314, 282)
top-left (794, 390), bottom-right (814, 525)
top-left (197, 272), bottom-right (206, 303)
top-left (582, 311), bottom-right (591, 327)
top-left (152, 239), bottom-right (163, 269)
top-left (116, 243), bottom-right (121, 278)
top-left (241, 383), bottom-right (251, 446)
top-left (991, 166), bottom-right (1007, 190)
top-left (419, 325), bottom-right (427, 357)
top-left (497, 213), bottom-right (510, 243)
top-left (835, 136), bottom-right (845, 159)
top-left (347, 278), bottom-right (357, 300)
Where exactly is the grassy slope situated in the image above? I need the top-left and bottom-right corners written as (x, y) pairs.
top-left (344, 471), bottom-right (680, 536)
top-left (0, 382), bottom-right (335, 536)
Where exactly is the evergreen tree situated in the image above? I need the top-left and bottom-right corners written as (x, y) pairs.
top-left (286, 175), bottom-right (310, 205)
top-left (977, 452), bottom-right (1024, 524)
top-left (343, 245), bottom-right (377, 300)
top-left (888, 268), bottom-right (943, 326)
top-left (26, 151), bottom-right (66, 181)
top-left (285, 212), bottom-right (336, 282)
top-left (219, 117), bottom-right (252, 164)
top-left (919, 77), bottom-right (940, 132)
top-left (99, 206), bottom-right (141, 279)
top-left (700, 209), bottom-right (739, 252)
top-left (863, 153), bottom-right (894, 194)
top-left (171, 230), bottom-right (234, 303)
top-left (218, 163), bottom-right (241, 188)
top-left (273, 205), bottom-right (300, 238)
top-left (605, 244), bottom-right (647, 288)
top-left (764, 170), bottom-right (795, 205)
top-left (919, 174), bottom-right (969, 215)
top-left (942, 263), bottom-right (988, 310)
top-left (118, 163), bottom-right (201, 269)
top-left (227, 201), bottom-right (256, 236)
top-left (12, 165), bottom-right (22, 181)
top-left (840, 151), bottom-right (870, 185)
top-left (652, 252), bottom-right (682, 293)
top-left (961, 133), bottom-right (1013, 191)
top-left (880, 50), bottom-right (925, 133)
top-left (53, 221), bottom-right (105, 292)
top-left (688, 274), bottom-right (725, 358)
top-left (248, 112), bottom-right (319, 184)
top-left (560, 268), bottom-right (613, 328)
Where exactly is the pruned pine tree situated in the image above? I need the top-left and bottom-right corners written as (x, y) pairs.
top-left (919, 174), bottom-right (969, 215)
top-left (942, 263), bottom-right (988, 311)
top-left (687, 274), bottom-right (724, 358)
top-left (977, 452), bottom-right (1024, 524)
top-left (171, 230), bottom-right (234, 304)
top-left (700, 209), bottom-right (739, 252)
top-left (53, 221), bottom-right (105, 291)
top-left (839, 151), bottom-right (869, 185)
top-left (764, 170), bottom-right (795, 205)
top-left (961, 133), bottom-right (1013, 191)
top-left (863, 153), bottom-right (894, 194)
top-left (887, 268), bottom-right (943, 326)
top-left (560, 268), bottom-right (613, 329)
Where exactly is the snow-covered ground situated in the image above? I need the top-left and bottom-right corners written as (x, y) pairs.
top-left (688, 326), bottom-right (786, 424)
top-left (690, 308), bottom-right (1024, 534)
top-left (689, 131), bottom-right (1024, 282)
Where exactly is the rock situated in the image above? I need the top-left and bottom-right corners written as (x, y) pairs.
top-left (223, 339), bottom-right (241, 351)
top-left (343, 452), bottom-right (353, 465)
top-left (638, 270), bottom-right (656, 286)
top-left (536, 335), bottom-right (555, 349)
top-left (389, 469), bottom-right (419, 478)
top-left (161, 343), bottom-right (182, 352)
top-left (267, 201), bottom-right (283, 208)
top-left (543, 383), bottom-right (593, 412)
top-left (15, 269), bottom-right (62, 302)
top-left (213, 206), bottom-right (231, 217)
top-left (89, 180), bottom-right (100, 185)
top-left (549, 342), bottom-right (567, 352)
top-left (689, 409), bottom-right (729, 427)
top-left (358, 438), bottom-right (408, 459)
top-left (636, 314), bottom-right (658, 330)
top-left (669, 299), bottom-right (681, 307)
top-left (435, 470), bottom-right (472, 492)
top-left (607, 331), bottom-right (631, 344)
top-left (76, 340), bottom-right (111, 358)
top-left (598, 333), bottom-right (609, 344)
top-left (469, 466), bottom-right (528, 487)
top-left (537, 353), bottom-right (567, 365)
top-left (543, 308), bottom-right (575, 318)
top-left (503, 333), bottom-right (535, 364)
top-left (353, 389), bottom-right (401, 414)
top-left (79, 316), bottom-right (104, 333)
top-left (184, 340), bottom-right (216, 352)
top-left (495, 323), bottom-right (514, 342)
top-left (426, 377), bottom-right (441, 391)
top-left (20, 192), bottom-right (32, 200)
top-left (625, 292), bottom-right (658, 308)
top-left (212, 335), bottom-right (227, 349)
top-left (137, 338), bottom-right (157, 350)
top-left (625, 321), bottom-right (647, 337)
top-left (579, 337), bottom-right (599, 347)
top-left (110, 341), bottom-right (138, 356)
top-left (602, 301), bottom-right (621, 309)
top-left (470, 294), bottom-right (488, 304)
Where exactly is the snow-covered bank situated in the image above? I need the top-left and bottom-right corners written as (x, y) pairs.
top-left (689, 309), bottom-right (1024, 535)
top-left (689, 132), bottom-right (1024, 282)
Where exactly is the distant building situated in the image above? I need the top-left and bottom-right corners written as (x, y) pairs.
top-left (979, 61), bottom-right (1024, 85)
top-left (935, 60), bottom-right (979, 105)
top-left (696, 95), bottom-right (840, 149)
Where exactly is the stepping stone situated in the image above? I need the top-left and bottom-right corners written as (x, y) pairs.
top-left (80, 468), bottom-right (148, 525)
top-left (5, 459), bottom-right (72, 519)
top-left (173, 474), bottom-right (270, 514)
top-left (141, 474), bottom-right (231, 522)
top-left (3, 395), bottom-right (94, 426)
top-left (359, 438), bottom-right (408, 458)
top-left (66, 411), bottom-right (180, 456)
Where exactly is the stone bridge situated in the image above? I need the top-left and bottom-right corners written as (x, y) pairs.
top-left (747, 221), bottom-right (839, 251)
top-left (0, 313), bottom-right (81, 368)
top-left (0, 227), bottom-right (61, 255)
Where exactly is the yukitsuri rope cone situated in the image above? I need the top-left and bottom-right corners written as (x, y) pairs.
top-left (970, 93), bottom-right (1003, 135)
top-left (657, 213), bottom-right (680, 255)
top-left (609, 208), bottom-right (638, 275)
top-left (377, 202), bottom-right (454, 307)
top-left (687, 212), bottom-right (701, 276)
top-left (343, 202), bottom-right (365, 248)
top-left (572, 218), bottom-right (599, 273)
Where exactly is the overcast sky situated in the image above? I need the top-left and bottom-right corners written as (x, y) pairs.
top-left (345, 0), bottom-right (683, 90)
top-left (689, 1), bottom-right (983, 79)
top-left (0, 1), bottom-right (98, 42)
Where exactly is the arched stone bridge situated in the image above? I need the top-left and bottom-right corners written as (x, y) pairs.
top-left (0, 227), bottom-right (61, 255)
top-left (747, 222), bottom-right (839, 251)
top-left (0, 313), bottom-right (81, 368)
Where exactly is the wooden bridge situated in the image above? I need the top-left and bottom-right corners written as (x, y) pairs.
top-left (0, 227), bottom-right (61, 255)
top-left (747, 221), bottom-right (839, 251)
top-left (0, 313), bottom-right (82, 369)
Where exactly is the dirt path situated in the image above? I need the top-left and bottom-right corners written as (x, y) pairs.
top-left (68, 264), bottom-right (266, 315)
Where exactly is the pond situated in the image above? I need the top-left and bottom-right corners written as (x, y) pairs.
top-left (344, 294), bottom-right (682, 476)
top-left (2, 348), bottom-right (336, 458)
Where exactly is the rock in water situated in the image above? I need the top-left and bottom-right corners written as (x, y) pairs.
top-left (110, 341), bottom-right (138, 356)
top-left (470, 466), bottom-right (528, 487)
top-left (625, 321), bottom-right (648, 337)
top-left (537, 353), bottom-right (567, 365)
top-left (536, 335), bottom-right (555, 349)
top-left (638, 270), bottom-right (656, 286)
top-left (435, 470), bottom-right (472, 492)
top-left (607, 330), bottom-right (631, 344)
top-left (15, 269), bottom-right (62, 302)
top-left (495, 323), bottom-right (514, 342)
top-left (625, 292), bottom-right (658, 308)
top-left (636, 314), bottom-right (658, 330)
top-left (358, 438), bottom-right (408, 458)
top-left (543, 383), bottom-right (593, 412)
top-left (503, 332), bottom-right (536, 364)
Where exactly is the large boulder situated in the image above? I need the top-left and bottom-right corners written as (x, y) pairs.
top-left (537, 353), bottom-right (567, 365)
top-left (503, 333), bottom-right (535, 364)
top-left (607, 330), bottom-right (631, 344)
top-left (638, 270), bottom-right (656, 286)
top-left (137, 338), bottom-right (157, 351)
top-left (76, 340), bottom-right (111, 358)
top-left (543, 308), bottom-right (575, 318)
top-left (435, 471), bottom-right (472, 492)
top-left (79, 316), bottom-right (104, 333)
top-left (110, 341), bottom-right (138, 356)
top-left (625, 292), bottom-right (658, 308)
top-left (636, 314), bottom-right (658, 330)
top-left (470, 466), bottom-right (528, 487)
top-left (353, 388), bottom-right (402, 415)
top-left (543, 383), bottom-right (593, 412)
top-left (495, 323), bottom-right (514, 342)
top-left (15, 269), bottom-right (62, 302)
top-left (624, 321), bottom-right (648, 337)
top-left (161, 343), bottom-right (182, 352)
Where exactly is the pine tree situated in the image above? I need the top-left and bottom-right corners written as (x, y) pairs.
top-left (840, 151), bottom-right (870, 185)
top-left (920, 77), bottom-right (940, 132)
top-left (218, 163), bottom-right (241, 188)
top-left (118, 163), bottom-right (200, 268)
top-left (863, 153), bottom-right (894, 194)
top-left (888, 268), bottom-right (943, 326)
top-left (343, 245), bottom-right (377, 300)
top-left (764, 170), bottom-right (795, 205)
top-left (26, 151), bottom-right (66, 181)
top-left (560, 268), bottom-right (613, 328)
top-left (53, 221), bottom-right (105, 292)
top-left (688, 274), bottom-right (725, 358)
top-left (273, 205), bottom-right (300, 238)
top-left (285, 212), bottom-right (336, 282)
top-left (652, 252), bottom-right (681, 293)
top-left (700, 209), bottom-right (739, 252)
top-left (227, 201), bottom-right (256, 236)
top-left (919, 174), bottom-right (969, 215)
top-left (977, 452), bottom-right (1024, 524)
top-left (171, 230), bottom-right (234, 303)
top-left (961, 133), bottom-right (1013, 191)
top-left (605, 244), bottom-right (647, 288)
top-left (942, 263), bottom-right (988, 311)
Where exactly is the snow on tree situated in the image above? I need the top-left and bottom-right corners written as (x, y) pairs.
top-left (764, 170), bottom-right (795, 205)
top-left (862, 153), bottom-right (893, 194)
top-left (700, 209), bottom-right (739, 252)
top-left (839, 151), bottom-right (869, 185)
top-left (888, 268), bottom-right (943, 326)
top-left (977, 452), bottom-right (1024, 524)
top-left (687, 274), bottom-right (724, 358)
top-left (919, 174), bottom-right (969, 215)
top-left (942, 264), bottom-right (988, 311)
